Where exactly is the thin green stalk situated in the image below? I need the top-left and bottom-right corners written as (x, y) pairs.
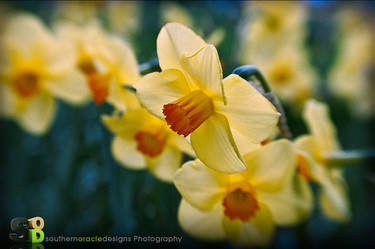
top-left (325, 149), bottom-right (375, 167)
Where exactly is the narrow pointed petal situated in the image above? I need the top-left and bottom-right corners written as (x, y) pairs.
top-left (157, 22), bottom-right (206, 71)
top-left (181, 45), bottom-right (224, 99)
top-left (216, 74), bottom-right (279, 143)
top-left (135, 69), bottom-right (191, 118)
top-left (190, 113), bottom-right (246, 174)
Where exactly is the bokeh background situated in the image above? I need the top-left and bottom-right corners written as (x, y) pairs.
top-left (1, 1), bottom-right (375, 248)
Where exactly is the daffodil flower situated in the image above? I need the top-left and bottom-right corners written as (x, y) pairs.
top-left (295, 100), bottom-right (351, 222)
top-left (255, 46), bottom-right (317, 105)
top-left (136, 23), bottom-right (279, 173)
top-left (174, 139), bottom-right (310, 247)
top-left (55, 21), bottom-right (140, 111)
top-left (101, 93), bottom-right (194, 182)
top-left (0, 14), bottom-right (89, 135)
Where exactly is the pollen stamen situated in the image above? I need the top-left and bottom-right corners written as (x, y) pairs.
top-left (134, 127), bottom-right (168, 157)
top-left (222, 187), bottom-right (259, 221)
top-left (163, 91), bottom-right (214, 137)
top-left (297, 154), bottom-right (313, 181)
top-left (12, 71), bottom-right (39, 98)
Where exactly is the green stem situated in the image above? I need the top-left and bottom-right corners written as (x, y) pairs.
top-left (232, 65), bottom-right (293, 140)
top-left (138, 58), bottom-right (160, 75)
top-left (232, 65), bottom-right (271, 93)
top-left (325, 149), bottom-right (375, 166)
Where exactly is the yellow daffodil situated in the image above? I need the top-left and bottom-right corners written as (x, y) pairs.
top-left (160, 3), bottom-right (225, 47)
top-left (255, 46), bottom-right (318, 105)
top-left (55, 21), bottom-right (140, 111)
top-left (161, 2), bottom-right (194, 28)
top-left (135, 23), bottom-right (279, 174)
top-left (53, 1), bottom-right (101, 24)
top-left (241, 1), bottom-right (307, 62)
top-left (0, 14), bottom-right (89, 135)
top-left (101, 92), bottom-right (194, 182)
top-left (107, 1), bottom-right (140, 36)
top-left (174, 139), bottom-right (311, 247)
top-left (294, 100), bottom-right (351, 222)
top-left (329, 9), bottom-right (375, 118)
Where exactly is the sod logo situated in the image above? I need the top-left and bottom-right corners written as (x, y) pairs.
top-left (9, 217), bottom-right (44, 243)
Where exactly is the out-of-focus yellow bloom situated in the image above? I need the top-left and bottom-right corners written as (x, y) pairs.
top-left (53, 1), bottom-right (103, 24)
top-left (160, 3), bottom-right (225, 47)
top-left (295, 100), bottom-right (351, 222)
top-left (175, 140), bottom-right (311, 247)
top-left (101, 92), bottom-right (193, 183)
top-left (240, 2), bottom-right (317, 106)
top-left (55, 21), bottom-right (140, 111)
top-left (241, 2), bottom-right (307, 61)
top-left (136, 23), bottom-right (279, 174)
top-left (329, 9), bottom-right (375, 118)
top-left (161, 2), bottom-right (193, 28)
top-left (256, 46), bottom-right (318, 105)
top-left (0, 14), bottom-right (89, 135)
top-left (107, 1), bottom-right (140, 36)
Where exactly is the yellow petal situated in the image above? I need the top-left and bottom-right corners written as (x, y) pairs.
top-left (318, 168), bottom-right (350, 222)
top-left (107, 83), bottom-right (141, 112)
top-left (157, 22), bottom-right (206, 71)
top-left (44, 69), bottom-right (90, 105)
top-left (216, 74), bottom-right (279, 143)
top-left (101, 108), bottom-right (148, 140)
top-left (135, 69), bottom-right (191, 118)
top-left (303, 100), bottom-right (340, 152)
top-left (174, 159), bottom-right (227, 210)
top-left (294, 135), bottom-right (318, 157)
top-left (258, 174), bottom-right (313, 226)
top-left (0, 84), bottom-right (17, 117)
top-left (111, 36), bottom-right (140, 84)
top-left (244, 139), bottom-right (296, 192)
top-left (111, 136), bottom-right (146, 170)
top-left (17, 92), bottom-right (56, 135)
top-left (191, 113), bottom-right (246, 174)
top-left (178, 200), bottom-right (226, 241)
top-left (168, 133), bottom-right (195, 157)
top-left (231, 128), bottom-right (261, 155)
top-left (206, 28), bottom-right (225, 46)
top-left (4, 14), bottom-right (53, 60)
top-left (222, 202), bottom-right (275, 248)
top-left (181, 45), bottom-right (224, 99)
top-left (147, 145), bottom-right (182, 183)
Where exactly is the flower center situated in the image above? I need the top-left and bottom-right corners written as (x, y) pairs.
top-left (297, 154), bottom-right (313, 181)
top-left (12, 71), bottom-right (39, 98)
top-left (270, 64), bottom-right (292, 85)
top-left (134, 127), bottom-right (168, 157)
top-left (162, 90), bottom-right (214, 137)
top-left (265, 15), bottom-right (281, 31)
top-left (222, 187), bottom-right (259, 221)
top-left (78, 58), bottom-right (111, 105)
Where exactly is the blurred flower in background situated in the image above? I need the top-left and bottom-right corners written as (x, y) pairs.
top-left (55, 20), bottom-right (140, 109)
top-left (240, 1), bottom-right (318, 106)
top-left (0, 14), bottom-right (89, 135)
top-left (328, 8), bottom-right (375, 118)
top-left (295, 100), bottom-right (350, 222)
top-left (102, 91), bottom-right (194, 183)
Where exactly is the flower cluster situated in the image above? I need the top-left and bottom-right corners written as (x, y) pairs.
top-left (0, 3), bottom-right (360, 248)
